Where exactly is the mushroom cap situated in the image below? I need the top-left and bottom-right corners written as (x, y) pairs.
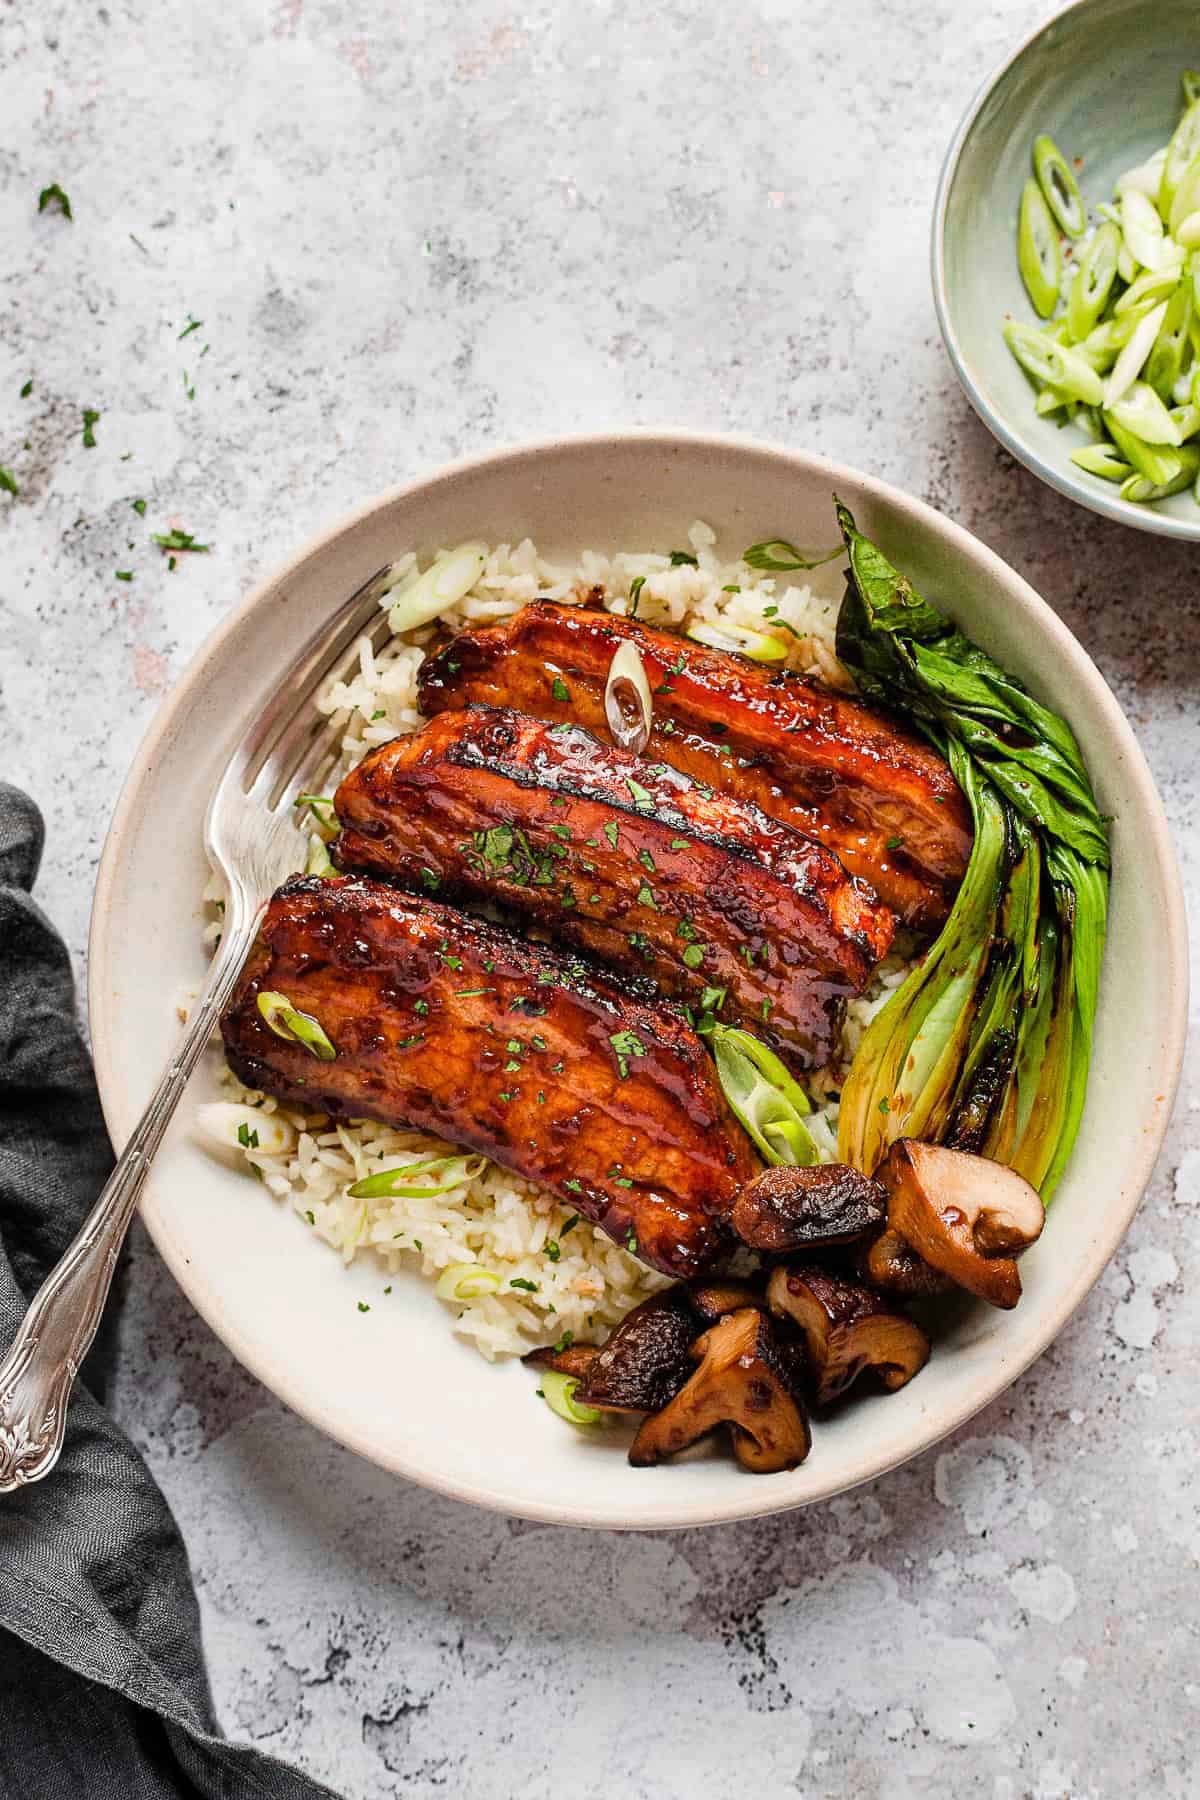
top-left (629, 1307), bottom-right (811, 1473)
top-left (730, 1163), bottom-right (886, 1253)
top-left (523, 1342), bottom-right (602, 1381)
top-left (878, 1139), bottom-right (1045, 1310)
top-left (767, 1263), bottom-right (930, 1406)
top-left (686, 1276), bottom-right (763, 1324)
top-left (572, 1287), bottom-right (697, 1414)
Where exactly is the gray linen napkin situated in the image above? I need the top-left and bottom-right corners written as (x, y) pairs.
top-left (0, 784), bottom-right (340, 1799)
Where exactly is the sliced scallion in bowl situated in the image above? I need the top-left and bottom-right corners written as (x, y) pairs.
top-left (1004, 77), bottom-right (1200, 513)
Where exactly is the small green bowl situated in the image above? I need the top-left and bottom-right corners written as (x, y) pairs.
top-left (934, 0), bottom-right (1200, 540)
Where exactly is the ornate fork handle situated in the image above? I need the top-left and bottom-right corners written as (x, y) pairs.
top-left (0, 903), bottom-right (261, 1493)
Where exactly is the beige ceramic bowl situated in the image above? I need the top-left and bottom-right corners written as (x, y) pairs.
top-left (89, 433), bottom-right (1186, 1529)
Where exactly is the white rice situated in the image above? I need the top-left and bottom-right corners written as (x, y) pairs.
top-left (202, 521), bottom-right (910, 1359)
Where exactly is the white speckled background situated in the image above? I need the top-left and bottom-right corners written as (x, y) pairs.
top-left (2, 1), bottom-right (1197, 1793)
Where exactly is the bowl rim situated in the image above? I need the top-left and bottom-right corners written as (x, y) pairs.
top-left (88, 428), bottom-right (1189, 1529)
top-left (931, 0), bottom-right (1200, 543)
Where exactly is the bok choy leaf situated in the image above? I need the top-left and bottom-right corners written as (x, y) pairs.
top-left (833, 504), bottom-right (1110, 1199)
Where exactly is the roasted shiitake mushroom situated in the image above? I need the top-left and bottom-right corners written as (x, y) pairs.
top-left (629, 1308), bottom-right (811, 1473)
top-left (766, 1263), bottom-right (929, 1406)
top-left (731, 1163), bottom-right (886, 1254)
top-left (875, 1139), bottom-right (1044, 1310)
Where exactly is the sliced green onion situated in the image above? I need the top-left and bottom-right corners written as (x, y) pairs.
top-left (348, 1155), bottom-right (478, 1198)
top-left (741, 538), bottom-right (841, 572)
top-left (256, 990), bottom-right (337, 1059)
top-left (1107, 378), bottom-right (1183, 446)
top-left (1120, 189), bottom-right (1167, 271)
top-left (1120, 446), bottom-right (1200, 502)
top-left (604, 639), bottom-right (653, 754)
top-left (1174, 209), bottom-right (1200, 249)
top-left (1069, 444), bottom-right (1132, 482)
top-left (686, 619), bottom-right (787, 663)
top-left (1018, 179), bottom-right (1062, 317)
top-left (1104, 300), bottom-right (1170, 408)
top-left (305, 834), bottom-right (336, 878)
top-left (386, 543), bottom-right (487, 634)
top-left (1145, 280), bottom-right (1194, 399)
top-left (1103, 413), bottom-right (1183, 485)
top-left (1184, 72), bottom-right (1200, 108)
top-left (1169, 153), bottom-right (1200, 235)
top-left (1035, 386), bottom-right (1070, 416)
top-left (1066, 222), bottom-right (1121, 340)
top-left (539, 1370), bottom-right (605, 1427)
top-left (1114, 265), bottom-right (1181, 314)
top-left (1116, 147), bottom-right (1168, 200)
top-left (1003, 321), bottom-right (1103, 404)
top-left (1033, 134), bottom-right (1085, 237)
top-left (1170, 401), bottom-right (1200, 440)
top-left (294, 791), bottom-right (339, 838)
top-left (1161, 101), bottom-right (1200, 217)
top-left (434, 1263), bottom-right (502, 1301)
top-left (709, 1024), bottom-right (819, 1167)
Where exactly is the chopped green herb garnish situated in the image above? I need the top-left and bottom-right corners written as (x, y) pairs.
top-left (114, 570), bottom-right (134, 582)
top-left (396, 1034), bottom-right (424, 1049)
top-left (131, 497), bottom-right (147, 516)
top-left (551, 823), bottom-right (572, 839)
top-left (553, 1329), bottom-right (575, 1352)
top-left (676, 917), bottom-right (697, 941)
top-left (420, 867), bottom-right (441, 891)
top-left (371, 708), bottom-right (386, 720)
top-left (81, 408), bottom-right (100, 448)
top-left (38, 183), bottom-right (72, 220)
top-left (885, 836), bottom-right (904, 850)
top-left (357, 1301), bottom-right (371, 1313)
top-left (669, 838), bottom-right (688, 850)
top-left (669, 550), bottom-right (698, 566)
top-left (551, 676), bottom-right (571, 701)
top-left (563, 1178), bottom-right (581, 1192)
top-left (152, 527), bottom-right (209, 553)
top-left (721, 583), bottom-right (740, 593)
top-left (498, 1090), bottom-right (516, 1102)
top-left (0, 467), bottom-right (18, 497)
top-left (626, 777), bottom-right (653, 808)
top-left (879, 1096), bottom-right (891, 1115)
top-left (628, 575), bottom-right (646, 616)
top-left (603, 820), bottom-right (620, 850)
top-left (637, 848), bottom-right (656, 872)
top-left (545, 1239), bottom-right (561, 1263)
top-left (681, 944), bottom-right (705, 969)
top-left (560, 1215), bottom-right (581, 1236)
top-left (177, 315), bottom-right (203, 340)
top-left (636, 883), bottom-right (657, 910)
top-left (625, 1231), bottom-right (638, 1254)
top-left (504, 1058), bottom-right (522, 1073)
top-left (761, 999), bottom-right (773, 1023)
top-left (614, 1177), bottom-right (633, 1188)
top-left (414, 999), bottom-right (429, 1016)
top-left (236, 1122), bottom-right (260, 1149)
top-left (700, 986), bottom-right (726, 1013)
top-left (454, 987), bottom-right (494, 998)
top-left (609, 1028), bottom-right (647, 1077)
top-left (305, 1209), bottom-right (315, 1224)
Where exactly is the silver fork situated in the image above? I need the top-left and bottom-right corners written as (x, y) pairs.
top-left (0, 563), bottom-right (400, 1493)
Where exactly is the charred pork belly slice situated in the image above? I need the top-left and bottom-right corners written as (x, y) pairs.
top-left (333, 709), bottom-right (894, 1069)
top-left (220, 874), bottom-right (757, 1278)
top-left (417, 600), bottom-right (971, 929)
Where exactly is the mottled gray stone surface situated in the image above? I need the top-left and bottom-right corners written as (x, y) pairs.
top-left (2, 1), bottom-right (1197, 1795)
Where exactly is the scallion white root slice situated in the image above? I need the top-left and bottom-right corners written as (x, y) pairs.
top-left (1033, 134), bottom-right (1085, 236)
top-left (1103, 300), bottom-right (1170, 408)
top-left (1120, 190), bottom-right (1167, 271)
top-left (603, 639), bottom-right (653, 754)
top-left (434, 1263), bottom-right (502, 1301)
top-left (686, 619), bottom-right (788, 663)
top-left (305, 835), bottom-right (336, 878)
top-left (386, 543), bottom-right (487, 634)
top-left (196, 1103), bottom-right (297, 1157)
top-left (539, 1371), bottom-right (605, 1427)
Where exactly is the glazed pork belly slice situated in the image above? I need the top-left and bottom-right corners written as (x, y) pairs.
top-left (220, 874), bottom-right (758, 1278)
top-left (332, 708), bottom-right (895, 1070)
top-left (416, 600), bottom-right (971, 930)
